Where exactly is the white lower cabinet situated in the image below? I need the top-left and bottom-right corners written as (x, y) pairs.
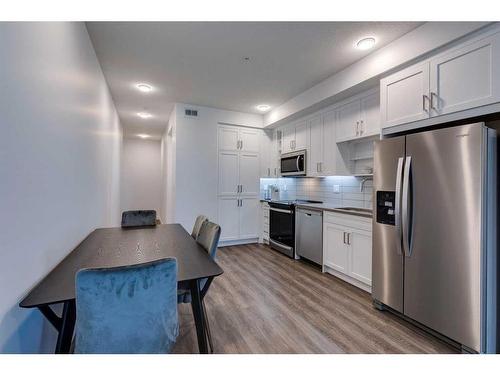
top-left (323, 211), bottom-right (372, 292)
top-left (218, 196), bottom-right (260, 242)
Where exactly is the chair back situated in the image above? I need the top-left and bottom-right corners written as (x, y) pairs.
top-left (196, 221), bottom-right (221, 259)
top-left (121, 210), bottom-right (156, 227)
top-left (74, 258), bottom-right (179, 354)
top-left (191, 215), bottom-right (208, 239)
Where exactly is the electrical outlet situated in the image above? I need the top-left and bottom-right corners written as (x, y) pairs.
top-left (333, 184), bottom-right (340, 193)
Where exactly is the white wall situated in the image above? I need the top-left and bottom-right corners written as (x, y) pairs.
top-left (121, 138), bottom-right (162, 215)
top-left (0, 22), bottom-right (123, 353)
top-left (170, 104), bottom-right (262, 230)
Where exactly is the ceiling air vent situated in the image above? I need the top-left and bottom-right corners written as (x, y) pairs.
top-left (184, 108), bottom-right (198, 117)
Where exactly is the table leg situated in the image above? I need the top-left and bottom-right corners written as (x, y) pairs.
top-left (189, 279), bottom-right (208, 354)
top-left (55, 300), bottom-right (76, 354)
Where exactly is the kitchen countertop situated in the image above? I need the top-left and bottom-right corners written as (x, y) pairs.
top-left (295, 203), bottom-right (373, 219)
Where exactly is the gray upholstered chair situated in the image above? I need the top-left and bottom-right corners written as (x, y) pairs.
top-left (74, 258), bottom-right (179, 354)
top-left (191, 215), bottom-right (208, 239)
top-left (178, 220), bottom-right (221, 353)
top-left (121, 210), bottom-right (157, 227)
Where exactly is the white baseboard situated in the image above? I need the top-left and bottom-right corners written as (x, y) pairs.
top-left (323, 265), bottom-right (372, 294)
top-left (219, 238), bottom-right (259, 247)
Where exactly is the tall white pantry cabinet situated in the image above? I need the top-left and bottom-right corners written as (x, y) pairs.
top-left (217, 124), bottom-right (261, 242)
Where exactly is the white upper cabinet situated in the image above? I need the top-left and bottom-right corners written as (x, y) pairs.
top-left (308, 115), bottom-right (323, 177)
top-left (381, 30), bottom-right (500, 129)
top-left (336, 99), bottom-right (360, 142)
top-left (260, 130), bottom-right (279, 178)
top-left (380, 62), bottom-right (430, 128)
top-left (239, 128), bottom-right (260, 153)
top-left (360, 91), bottom-right (381, 137)
top-left (429, 32), bottom-right (500, 116)
top-left (294, 120), bottom-right (309, 151)
top-left (321, 110), bottom-right (336, 176)
top-left (281, 120), bottom-right (309, 154)
top-left (336, 90), bottom-right (380, 143)
top-left (218, 126), bottom-right (240, 151)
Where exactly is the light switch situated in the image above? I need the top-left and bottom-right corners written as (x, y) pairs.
top-left (333, 185), bottom-right (340, 193)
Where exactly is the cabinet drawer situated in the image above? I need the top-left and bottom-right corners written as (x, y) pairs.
top-left (324, 211), bottom-right (372, 232)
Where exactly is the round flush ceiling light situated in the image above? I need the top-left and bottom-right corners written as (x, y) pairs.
top-left (137, 112), bottom-right (152, 119)
top-left (137, 134), bottom-right (151, 139)
top-left (136, 83), bottom-right (153, 93)
top-left (256, 104), bottom-right (271, 112)
top-left (355, 37), bottom-right (376, 50)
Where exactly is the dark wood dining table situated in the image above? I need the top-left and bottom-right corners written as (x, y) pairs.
top-left (19, 224), bottom-right (224, 354)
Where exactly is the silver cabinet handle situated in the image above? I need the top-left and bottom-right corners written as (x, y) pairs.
top-left (240, 199), bottom-right (243, 207)
top-left (347, 232), bottom-right (351, 245)
top-left (319, 162), bottom-right (322, 173)
top-left (274, 167), bottom-right (277, 176)
top-left (356, 121), bottom-right (360, 136)
top-left (395, 157), bottom-right (404, 256)
top-left (360, 120), bottom-right (364, 135)
top-left (240, 140), bottom-right (243, 150)
top-left (240, 185), bottom-right (243, 193)
top-left (267, 167), bottom-right (270, 176)
top-left (343, 232), bottom-right (347, 244)
top-left (402, 156), bottom-right (413, 257)
top-left (316, 162), bottom-right (319, 172)
top-left (430, 92), bottom-right (438, 111)
top-left (422, 94), bottom-right (430, 112)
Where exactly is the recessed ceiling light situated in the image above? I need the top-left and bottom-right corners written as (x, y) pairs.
top-left (356, 37), bottom-right (376, 50)
top-left (256, 104), bottom-right (271, 112)
top-left (137, 134), bottom-right (151, 139)
top-left (137, 112), bottom-right (152, 119)
top-left (136, 83), bottom-right (153, 93)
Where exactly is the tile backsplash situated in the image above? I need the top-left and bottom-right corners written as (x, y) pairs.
top-left (260, 176), bottom-right (373, 209)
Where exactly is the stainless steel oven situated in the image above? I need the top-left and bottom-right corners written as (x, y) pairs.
top-left (280, 150), bottom-right (306, 176)
top-left (269, 202), bottom-right (295, 258)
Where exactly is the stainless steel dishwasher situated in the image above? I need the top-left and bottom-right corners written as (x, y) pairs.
top-left (295, 208), bottom-right (323, 265)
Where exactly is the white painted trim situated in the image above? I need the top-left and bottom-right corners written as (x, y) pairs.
top-left (219, 238), bottom-right (259, 247)
top-left (324, 265), bottom-right (372, 294)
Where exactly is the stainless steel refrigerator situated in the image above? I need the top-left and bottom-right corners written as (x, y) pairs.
top-left (372, 122), bottom-right (499, 353)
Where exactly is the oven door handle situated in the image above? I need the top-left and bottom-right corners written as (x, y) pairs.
top-left (269, 207), bottom-right (293, 214)
top-left (269, 239), bottom-right (293, 252)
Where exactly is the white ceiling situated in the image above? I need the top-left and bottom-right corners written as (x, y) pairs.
top-left (87, 22), bottom-right (423, 138)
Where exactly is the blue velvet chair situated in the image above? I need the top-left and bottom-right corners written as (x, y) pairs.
top-left (74, 258), bottom-right (179, 354)
top-left (178, 220), bottom-right (221, 352)
top-left (191, 215), bottom-right (208, 239)
top-left (121, 210), bottom-right (157, 227)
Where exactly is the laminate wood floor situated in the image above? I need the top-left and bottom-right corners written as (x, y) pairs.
top-left (172, 243), bottom-right (458, 354)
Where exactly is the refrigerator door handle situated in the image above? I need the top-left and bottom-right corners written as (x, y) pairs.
top-left (402, 156), bottom-right (413, 257)
top-left (395, 157), bottom-right (405, 256)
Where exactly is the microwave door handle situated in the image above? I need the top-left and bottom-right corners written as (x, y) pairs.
top-left (296, 155), bottom-right (300, 172)
top-left (402, 156), bottom-right (413, 257)
top-left (395, 157), bottom-right (404, 256)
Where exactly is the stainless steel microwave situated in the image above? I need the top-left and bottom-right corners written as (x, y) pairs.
top-left (280, 150), bottom-right (306, 176)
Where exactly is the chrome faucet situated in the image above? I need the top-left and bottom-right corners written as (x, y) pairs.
top-left (359, 176), bottom-right (373, 192)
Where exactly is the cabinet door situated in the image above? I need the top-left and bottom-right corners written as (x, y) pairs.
top-left (260, 132), bottom-right (272, 178)
top-left (321, 110), bottom-right (336, 176)
top-left (308, 115), bottom-right (323, 176)
top-left (239, 128), bottom-right (260, 153)
top-left (281, 126), bottom-right (295, 154)
top-left (349, 229), bottom-right (372, 286)
top-left (239, 153), bottom-right (260, 196)
top-left (239, 197), bottom-right (260, 239)
top-left (430, 32), bottom-right (500, 116)
top-left (380, 62), bottom-right (430, 128)
top-left (218, 197), bottom-right (240, 241)
top-left (294, 120), bottom-right (309, 151)
top-left (360, 91), bottom-right (380, 137)
top-left (218, 151), bottom-right (239, 195)
top-left (336, 100), bottom-right (360, 142)
top-left (270, 130), bottom-right (280, 177)
top-left (323, 223), bottom-right (349, 273)
top-left (218, 126), bottom-right (240, 151)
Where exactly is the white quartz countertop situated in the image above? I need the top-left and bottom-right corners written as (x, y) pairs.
top-left (295, 202), bottom-right (373, 218)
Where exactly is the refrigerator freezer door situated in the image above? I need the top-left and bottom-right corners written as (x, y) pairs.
top-left (372, 137), bottom-right (405, 313)
top-left (404, 123), bottom-right (484, 352)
